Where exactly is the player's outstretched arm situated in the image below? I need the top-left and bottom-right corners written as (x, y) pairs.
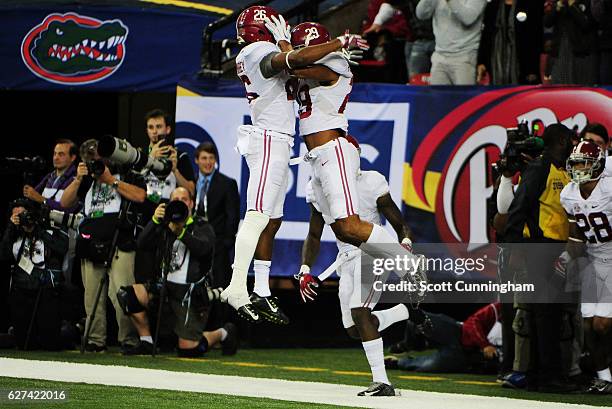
top-left (377, 193), bottom-right (413, 243)
top-left (291, 65), bottom-right (339, 82)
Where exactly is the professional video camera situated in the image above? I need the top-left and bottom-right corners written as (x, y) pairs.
top-left (0, 156), bottom-right (47, 173)
top-left (494, 121), bottom-right (544, 174)
top-left (97, 135), bottom-right (172, 178)
top-left (10, 198), bottom-right (84, 230)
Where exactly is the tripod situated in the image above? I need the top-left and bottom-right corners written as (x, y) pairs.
top-left (80, 199), bottom-right (130, 353)
top-left (152, 228), bottom-right (175, 357)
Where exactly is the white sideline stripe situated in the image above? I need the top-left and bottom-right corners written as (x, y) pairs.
top-left (0, 358), bottom-right (599, 409)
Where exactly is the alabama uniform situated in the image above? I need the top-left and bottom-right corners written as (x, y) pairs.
top-left (296, 52), bottom-right (361, 223)
top-left (235, 41), bottom-right (295, 218)
top-left (560, 177), bottom-right (612, 318)
top-left (306, 170), bottom-right (390, 328)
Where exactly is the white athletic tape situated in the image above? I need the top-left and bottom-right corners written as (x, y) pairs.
top-left (289, 157), bottom-right (303, 166)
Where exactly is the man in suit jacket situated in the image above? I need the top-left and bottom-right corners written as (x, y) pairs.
top-left (194, 143), bottom-right (240, 326)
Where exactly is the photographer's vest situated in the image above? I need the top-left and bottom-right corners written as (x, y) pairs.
top-left (143, 170), bottom-right (177, 203)
top-left (166, 217), bottom-right (194, 285)
top-left (522, 164), bottom-right (570, 241)
top-left (83, 174), bottom-right (122, 217)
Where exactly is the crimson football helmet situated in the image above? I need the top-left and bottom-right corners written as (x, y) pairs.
top-left (567, 140), bottom-right (605, 184)
top-left (236, 6), bottom-right (281, 44)
top-left (291, 22), bottom-right (330, 49)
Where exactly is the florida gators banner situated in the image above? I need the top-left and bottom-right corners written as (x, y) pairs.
top-left (0, 6), bottom-right (218, 91)
top-left (175, 76), bottom-right (612, 277)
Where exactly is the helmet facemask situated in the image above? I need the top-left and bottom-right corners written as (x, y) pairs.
top-left (567, 155), bottom-right (603, 184)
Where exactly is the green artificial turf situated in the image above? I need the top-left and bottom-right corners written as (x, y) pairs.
top-left (0, 348), bottom-right (609, 406)
top-left (0, 377), bottom-right (346, 409)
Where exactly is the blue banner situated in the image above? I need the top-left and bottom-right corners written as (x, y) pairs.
top-left (0, 6), bottom-right (217, 91)
top-left (175, 76), bottom-right (612, 277)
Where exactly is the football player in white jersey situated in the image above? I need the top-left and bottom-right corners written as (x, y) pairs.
top-left (283, 22), bottom-right (424, 289)
top-left (222, 5), bottom-right (370, 323)
top-left (298, 143), bottom-right (429, 396)
top-left (559, 140), bottom-right (612, 394)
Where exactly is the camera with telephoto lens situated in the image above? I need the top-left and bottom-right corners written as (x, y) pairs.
top-left (10, 198), bottom-right (84, 231)
top-left (163, 200), bottom-right (189, 225)
top-left (97, 135), bottom-right (172, 178)
top-left (86, 159), bottom-right (106, 177)
top-left (494, 121), bottom-right (544, 174)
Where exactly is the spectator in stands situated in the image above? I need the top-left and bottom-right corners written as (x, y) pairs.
top-left (362, 0), bottom-right (413, 83)
top-left (581, 123), bottom-right (610, 152)
top-left (363, 1), bottom-right (434, 83)
top-left (193, 142), bottom-right (240, 329)
top-left (543, 0), bottom-right (599, 85)
top-left (416, 0), bottom-right (488, 85)
top-left (478, 0), bottom-right (542, 84)
top-left (385, 303), bottom-right (502, 373)
top-left (592, 0), bottom-right (612, 84)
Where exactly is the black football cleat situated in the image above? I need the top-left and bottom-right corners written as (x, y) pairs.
top-left (357, 382), bottom-right (396, 396)
top-left (249, 293), bottom-right (290, 325)
top-left (587, 378), bottom-right (612, 394)
top-left (122, 340), bottom-right (155, 356)
top-left (236, 303), bottom-right (262, 324)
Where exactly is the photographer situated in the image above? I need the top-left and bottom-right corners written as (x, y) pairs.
top-left (119, 187), bottom-right (237, 357)
top-left (0, 200), bottom-right (68, 350)
top-left (504, 123), bottom-right (577, 393)
top-left (136, 109), bottom-right (196, 284)
top-left (61, 139), bottom-right (146, 352)
top-left (23, 139), bottom-right (79, 213)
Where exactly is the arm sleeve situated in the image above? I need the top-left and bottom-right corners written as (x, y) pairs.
top-left (504, 163), bottom-right (546, 242)
top-left (374, 2), bottom-right (397, 25)
top-left (463, 304), bottom-right (497, 349)
top-left (259, 52), bottom-right (283, 79)
top-left (181, 223), bottom-right (215, 259)
top-left (137, 220), bottom-right (165, 251)
top-left (177, 152), bottom-right (195, 182)
top-left (447, 0), bottom-right (488, 26)
top-left (496, 176), bottom-right (515, 215)
top-left (416, 0), bottom-right (437, 19)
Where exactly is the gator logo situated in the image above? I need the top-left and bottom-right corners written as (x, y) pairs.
top-left (21, 13), bottom-right (128, 85)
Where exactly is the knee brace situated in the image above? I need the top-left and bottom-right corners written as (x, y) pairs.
top-left (117, 286), bottom-right (145, 315)
top-left (176, 337), bottom-right (209, 358)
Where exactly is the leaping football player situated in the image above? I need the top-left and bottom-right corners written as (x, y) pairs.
top-left (222, 6), bottom-right (370, 323)
top-left (299, 136), bottom-right (431, 396)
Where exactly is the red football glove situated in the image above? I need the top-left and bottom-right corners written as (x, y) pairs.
top-left (337, 29), bottom-right (370, 51)
top-left (295, 272), bottom-right (320, 303)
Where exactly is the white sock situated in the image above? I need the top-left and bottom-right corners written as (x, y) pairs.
top-left (219, 328), bottom-right (228, 342)
top-left (597, 368), bottom-right (612, 382)
top-left (362, 338), bottom-right (389, 384)
top-left (372, 304), bottom-right (409, 332)
top-left (360, 224), bottom-right (419, 277)
top-left (223, 211), bottom-right (269, 307)
top-left (253, 259), bottom-right (272, 297)
top-left (140, 336), bottom-right (153, 344)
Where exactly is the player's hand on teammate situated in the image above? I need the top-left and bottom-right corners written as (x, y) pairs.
top-left (264, 15), bottom-right (291, 45)
top-left (337, 29), bottom-right (370, 51)
top-left (483, 345), bottom-right (498, 360)
top-left (295, 267), bottom-right (321, 302)
top-left (340, 48), bottom-right (364, 66)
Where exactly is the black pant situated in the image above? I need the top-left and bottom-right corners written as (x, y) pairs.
top-left (525, 242), bottom-right (566, 384)
top-left (9, 286), bottom-right (62, 350)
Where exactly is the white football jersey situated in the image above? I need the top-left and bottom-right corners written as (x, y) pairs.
top-left (560, 176), bottom-right (612, 258)
top-left (295, 52), bottom-right (352, 137)
top-left (306, 170), bottom-right (390, 253)
top-left (604, 156), bottom-right (612, 177)
top-left (236, 41), bottom-right (295, 136)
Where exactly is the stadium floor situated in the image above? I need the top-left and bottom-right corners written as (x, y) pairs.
top-left (0, 349), bottom-right (609, 408)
